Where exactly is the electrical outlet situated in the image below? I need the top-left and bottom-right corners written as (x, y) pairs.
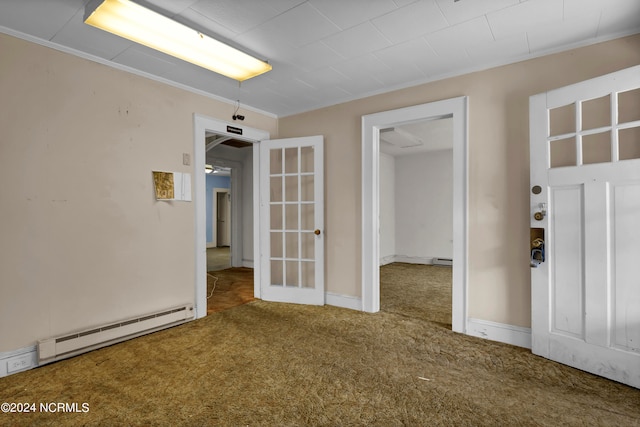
top-left (7, 354), bottom-right (33, 373)
top-left (183, 153), bottom-right (191, 166)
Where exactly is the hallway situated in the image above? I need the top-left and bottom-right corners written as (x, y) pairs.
top-left (207, 246), bottom-right (230, 271)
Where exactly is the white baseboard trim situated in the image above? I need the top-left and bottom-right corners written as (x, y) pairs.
top-left (379, 255), bottom-right (395, 266)
top-left (242, 260), bottom-right (254, 268)
top-left (0, 345), bottom-right (38, 378)
top-left (381, 255), bottom-right (455, 267)
top-left (391, 255), bottom-right (433, 265)
top-left (206, 242), bottom-right (216, 249)
top-left (325, 292), bottom-right (362, 311)
top-left (467, 318), bottom-right (532, 349)
top-left (380, 255), bottom-right (458, 266)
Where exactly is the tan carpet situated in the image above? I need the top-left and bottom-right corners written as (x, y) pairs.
top-left (381, 262), bottom-right (452, 325)
top-left (1, 264), bottom-right (639, 426)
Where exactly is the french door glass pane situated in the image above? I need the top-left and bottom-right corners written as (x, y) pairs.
top-left (270, 177), bottom-right (282, 201)
top-left (285, 147), bottom-right (298, 173)
top-left (301, 175), bottom-right (314, 201)
top-left (301, 204), bottom-right (314, 230)
top-left (271, 260), bottom-right (283, 286)
top-left (301, 146), bottom-right (314, 173)
top-left (619, 127), bottom-right (640, 160)
top-left (301, 262), bottom-right (315, 288)
top-left (582, 132), bottom-right (611, 165)
top-left (285, 232), bottom-right (298, 259)
top-left (270, 149), bottom-right (282, 173)
top-left (285, 261), bottom-right (299, 287)
top-left (618, 88), bottom-right (640, 124)
top-left (301, 232), bottom-right (314, 259)
top-left (550, 136), bottom-right (576, 168)
top-left (550, 103), bottom-right (575, 136)
top-left (285, 176), bottom-right (298, 201)
top-left (285, 204), bottom-right (298, 229)
top-left (270, 204), bottom-right (282, 229)
top-left (270, 232), bottom-right (283, 258)
top-left (582, 95), bottom-right (610, 130)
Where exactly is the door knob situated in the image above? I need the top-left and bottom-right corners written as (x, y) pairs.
top-left (314, 229), bottom-right (321, 235)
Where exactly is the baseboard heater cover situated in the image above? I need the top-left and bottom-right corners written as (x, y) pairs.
top-left (38, 304), bottom-right (193, 364)
top-left (432, 257), bottom-right (453, 266)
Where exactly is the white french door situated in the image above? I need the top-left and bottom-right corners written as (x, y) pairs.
top-left (530, 65), bottom-right (640, 388)
top-left (259, 136), bottom-right (324, 305)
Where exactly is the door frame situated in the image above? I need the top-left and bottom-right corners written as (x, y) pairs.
top-left (193, 114), bottom-right (269, 319)
top-left (361, 96), bottom-right (469, 333)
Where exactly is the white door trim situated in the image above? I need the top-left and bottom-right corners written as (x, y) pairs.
top-left (361, 96), bottom-right (469, 334)
top-left (193, 114), bottom-right (269, 319)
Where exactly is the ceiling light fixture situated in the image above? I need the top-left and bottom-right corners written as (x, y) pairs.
top-left (84, 0), bottom-right (272, 81)
top-left (205, 164), bottom-right (213, 174)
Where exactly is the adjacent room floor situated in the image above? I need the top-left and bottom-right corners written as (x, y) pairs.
top-left (204, 256), bottom-right (453, 319)
top-left (206, 246), bottom-right (254, 314)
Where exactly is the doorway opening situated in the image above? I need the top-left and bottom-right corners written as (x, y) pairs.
top-left (378, 117), bottom-right (454, 326)
top-left (205, 140), bottom-right (252, 314)
top-left (361, 97), bottom-right (468, 334)
top-left (207, 164), bottom-right (232, 271)
top-left (193, 115), bottom-right (270, 319)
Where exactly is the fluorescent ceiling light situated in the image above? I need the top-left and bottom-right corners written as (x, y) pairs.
top-left (84, 0), bottom-right (272, 81)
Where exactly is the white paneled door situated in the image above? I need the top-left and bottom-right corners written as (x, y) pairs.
top-left (260, 136), bottom-right (324, 305)
top-left (530, 65), bottom-right (640, 388)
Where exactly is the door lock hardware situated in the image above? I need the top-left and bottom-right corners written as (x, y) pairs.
top-left (534, 202), bottom-right (547, 221)
top-left (530, 238), bottom-right (545, 268)
top-left (530, 228), bottom-right (545, 268)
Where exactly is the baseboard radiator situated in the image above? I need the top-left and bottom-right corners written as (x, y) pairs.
top-left (432, 257), bottom-right (453, 266)
top-left (38, 304), bottom-right (194, 364)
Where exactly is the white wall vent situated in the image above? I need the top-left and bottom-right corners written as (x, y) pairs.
top-left (432, 257), bottom-right (453, 266)
top-left (38, 304), bottom-right (193, 364)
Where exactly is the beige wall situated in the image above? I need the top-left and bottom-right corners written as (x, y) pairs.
top-left (0, 33), bottom-right (277, 351)
top-left (1, 30), bottom-right (639, 353)
top-left (278, 34), bottom-right (640, 328)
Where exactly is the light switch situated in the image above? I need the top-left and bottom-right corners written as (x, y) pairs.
top-left (183, 153), bottom-right (191, 166)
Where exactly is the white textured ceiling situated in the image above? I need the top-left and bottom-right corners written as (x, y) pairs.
top-left (1, 0), bottom-right (639, 118)
top-left (381, 117), bottom-right (453, 156)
